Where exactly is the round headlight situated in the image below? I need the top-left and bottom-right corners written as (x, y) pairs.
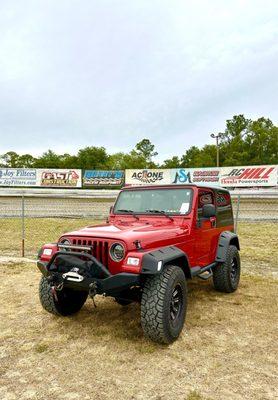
top-left (60, 238), bottom-right (71, 245)
top-left (60, 238), bottom-right (71, 249)
top-left (110, 243), bottom-right (125, 262)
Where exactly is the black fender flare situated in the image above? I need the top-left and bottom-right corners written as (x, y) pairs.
top-left (215, 231), bottom-right (240, 263)
top-left (141, 246), bottom-right (191, 279)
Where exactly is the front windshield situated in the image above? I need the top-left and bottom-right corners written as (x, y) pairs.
top-left (114, 188), bottom-right (193, 215)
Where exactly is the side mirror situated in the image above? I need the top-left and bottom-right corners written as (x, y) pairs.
top-left (202, 204), bottom-right (216, 218)
top-left (109, 206), bottom-right (114, 214)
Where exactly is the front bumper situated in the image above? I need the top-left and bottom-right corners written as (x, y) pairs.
top-left (37, 250), bottom-right (140, 296)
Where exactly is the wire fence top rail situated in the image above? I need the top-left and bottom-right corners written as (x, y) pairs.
top-left (0, 188), bottom-right (120, 198)
top-left (1, 187), bottom-right (278, 199)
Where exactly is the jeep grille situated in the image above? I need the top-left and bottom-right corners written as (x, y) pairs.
top-left (72, 238), bottom-right (109, 267)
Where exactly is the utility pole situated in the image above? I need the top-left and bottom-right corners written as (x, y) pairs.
top-left (210, 133), bottom-right (222, 167)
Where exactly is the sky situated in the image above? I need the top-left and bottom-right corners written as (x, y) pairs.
top-left (0, 0), bottom-right (277, 163)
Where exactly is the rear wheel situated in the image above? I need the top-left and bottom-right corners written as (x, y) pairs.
top-left (141, 265), bottom-right (187, 344)
top-left (39, 276), bottom-right (88, 316)
top-left (213, 245), bottom-right (240, 293)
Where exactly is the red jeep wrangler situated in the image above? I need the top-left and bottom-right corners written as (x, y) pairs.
top-left (38, 184), bottom-right (240, 344)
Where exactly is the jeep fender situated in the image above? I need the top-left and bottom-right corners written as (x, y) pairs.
top-left (215, 231), bottom-right (240, 263)
top-left (141, 246), bottom-right (191, 279)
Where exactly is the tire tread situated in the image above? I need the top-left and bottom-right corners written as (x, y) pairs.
top-left (141, 265), bottom-right (187, 344)
top-left (213, 245), bottom-right (240, 293)
top-left (39, 277), bottom-right (60, 315)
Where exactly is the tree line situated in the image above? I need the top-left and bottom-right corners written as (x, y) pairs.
top-left (1, 115), bottom-right (277, 170)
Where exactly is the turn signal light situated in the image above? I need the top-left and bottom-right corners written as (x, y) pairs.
top-left (127, 257), bottom-right (140, 266)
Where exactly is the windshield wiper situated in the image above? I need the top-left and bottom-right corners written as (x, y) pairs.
top-left (145, 209), bottom-right (174, 221)
top-left (116, 209), bottom-right (139, 220)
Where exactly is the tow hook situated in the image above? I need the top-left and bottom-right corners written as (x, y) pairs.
top-left (51, 281), bottom-right (64, 302)
top-left (55, 282), bottom-right (64, 291)
top-left (89, 282), bottom-right (98, 308)
top-left (51, 286), bottom-right (59, 302)
top-left (47, 273), bottom-right (64, 297)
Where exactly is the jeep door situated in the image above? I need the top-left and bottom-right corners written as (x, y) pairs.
top-left (195, 188), bottom-right (218, 266)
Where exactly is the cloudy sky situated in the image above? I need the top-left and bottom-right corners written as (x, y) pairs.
top-left (0, 0), bottom-right (277, 162)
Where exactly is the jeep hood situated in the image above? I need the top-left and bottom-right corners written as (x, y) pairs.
top-left (62, 219), bottom-right (189, 249)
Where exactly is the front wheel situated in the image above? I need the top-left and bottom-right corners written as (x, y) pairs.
top-left (213, 245), bottom-right (241, 293)
top-left (141, 265), bottom-right (187, 344)
top-left (39, 276), bottom-right (88, 316)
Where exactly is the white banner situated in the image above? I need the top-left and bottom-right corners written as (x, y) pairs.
top-left (1, 166), bottom-right (277, 188)
top-left (126, 166), bottom-right (277, 187)
top-left (171, 168), bottom-right (221, 185)
top-left (0, 168), bottom-right (37, 187)
top-left (37, 169), bottom-right (82, 188)
top-left (219, 165), bottom-right (277, 187)
top-left (125, 169), bottom-right (172, 185)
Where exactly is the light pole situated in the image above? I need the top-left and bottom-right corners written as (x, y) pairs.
top-left (210, 133), bottom-right (222, 167)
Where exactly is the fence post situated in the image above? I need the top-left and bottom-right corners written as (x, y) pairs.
top-left (21, 195), bottom-right (25, 257)
top-left (234, 194), bottom-right (240, 233)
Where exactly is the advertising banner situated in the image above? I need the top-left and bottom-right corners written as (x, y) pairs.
top-left (191, 168), bottom-right (221, 184)
top-left (37, 169), bottom-right (82, 188)
top-left (83, 170), bottom-right (124, 187)
top-left (1, 166), bottom-right (276, 188)
top-left (0, 168), bottom-right (37, 187)
top-left (126, 166), bottom-right (277, 187)
top-left (219, 165), bottom-right (277, 187)
top-left (171, 168), bottom-right (221, 185)
top-left (125, 169), bottom-right (172, 185)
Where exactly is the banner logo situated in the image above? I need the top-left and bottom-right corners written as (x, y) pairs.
top-left (40, 170), bottom-right (80, 187)
top-left (83, 170), bottom-right (124, 186)
top-left (0, 168), bottom-right (37, 187)
top-left (131, 170), bottom-right (164, 184)
top-left (172, 169), bottom-right (192, 184)
top-left (220, 166), bottom-right (275, 186)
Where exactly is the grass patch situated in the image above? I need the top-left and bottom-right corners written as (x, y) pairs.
top-left (237, 222), bottom-right (278, 267)
top-left (0, 264), bottom-right (277, 400)
top-left (34, 343), bottom-right (49, 353)
top-left (0, 217), bottom-right (102, 257)
top-left (186, 391), bottom-right (205, 400)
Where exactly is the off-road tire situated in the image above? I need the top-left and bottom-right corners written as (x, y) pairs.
top-left (114, 297), bottom-right (132, 306)
top-left (141, 265), bottom-right (187, 344)
top-left (39, 276), bottom-right (88, 316)
top-left (213, 245), bottom-right (240, 293)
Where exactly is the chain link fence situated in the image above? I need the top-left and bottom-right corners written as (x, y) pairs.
top-left (0, 190), bottom-right (277, 259)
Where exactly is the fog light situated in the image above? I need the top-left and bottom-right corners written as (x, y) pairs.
top-left (127, 257), bottom-right (140, 266)
top-left (42, 248), bottom-right (52, 256)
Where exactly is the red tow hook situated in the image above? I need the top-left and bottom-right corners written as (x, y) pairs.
top-left (51, 286), bottom-right (59, 302)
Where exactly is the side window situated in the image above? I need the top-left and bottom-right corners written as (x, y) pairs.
top-left (197, 190), bottom-right (214, 218)
top-left (216, 191), bottom-right (233, 226)
top-left (216, 192), bottom-right (231, 208)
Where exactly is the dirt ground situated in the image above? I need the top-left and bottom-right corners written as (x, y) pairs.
top-left (0, 262), bottom-right (277, 400)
